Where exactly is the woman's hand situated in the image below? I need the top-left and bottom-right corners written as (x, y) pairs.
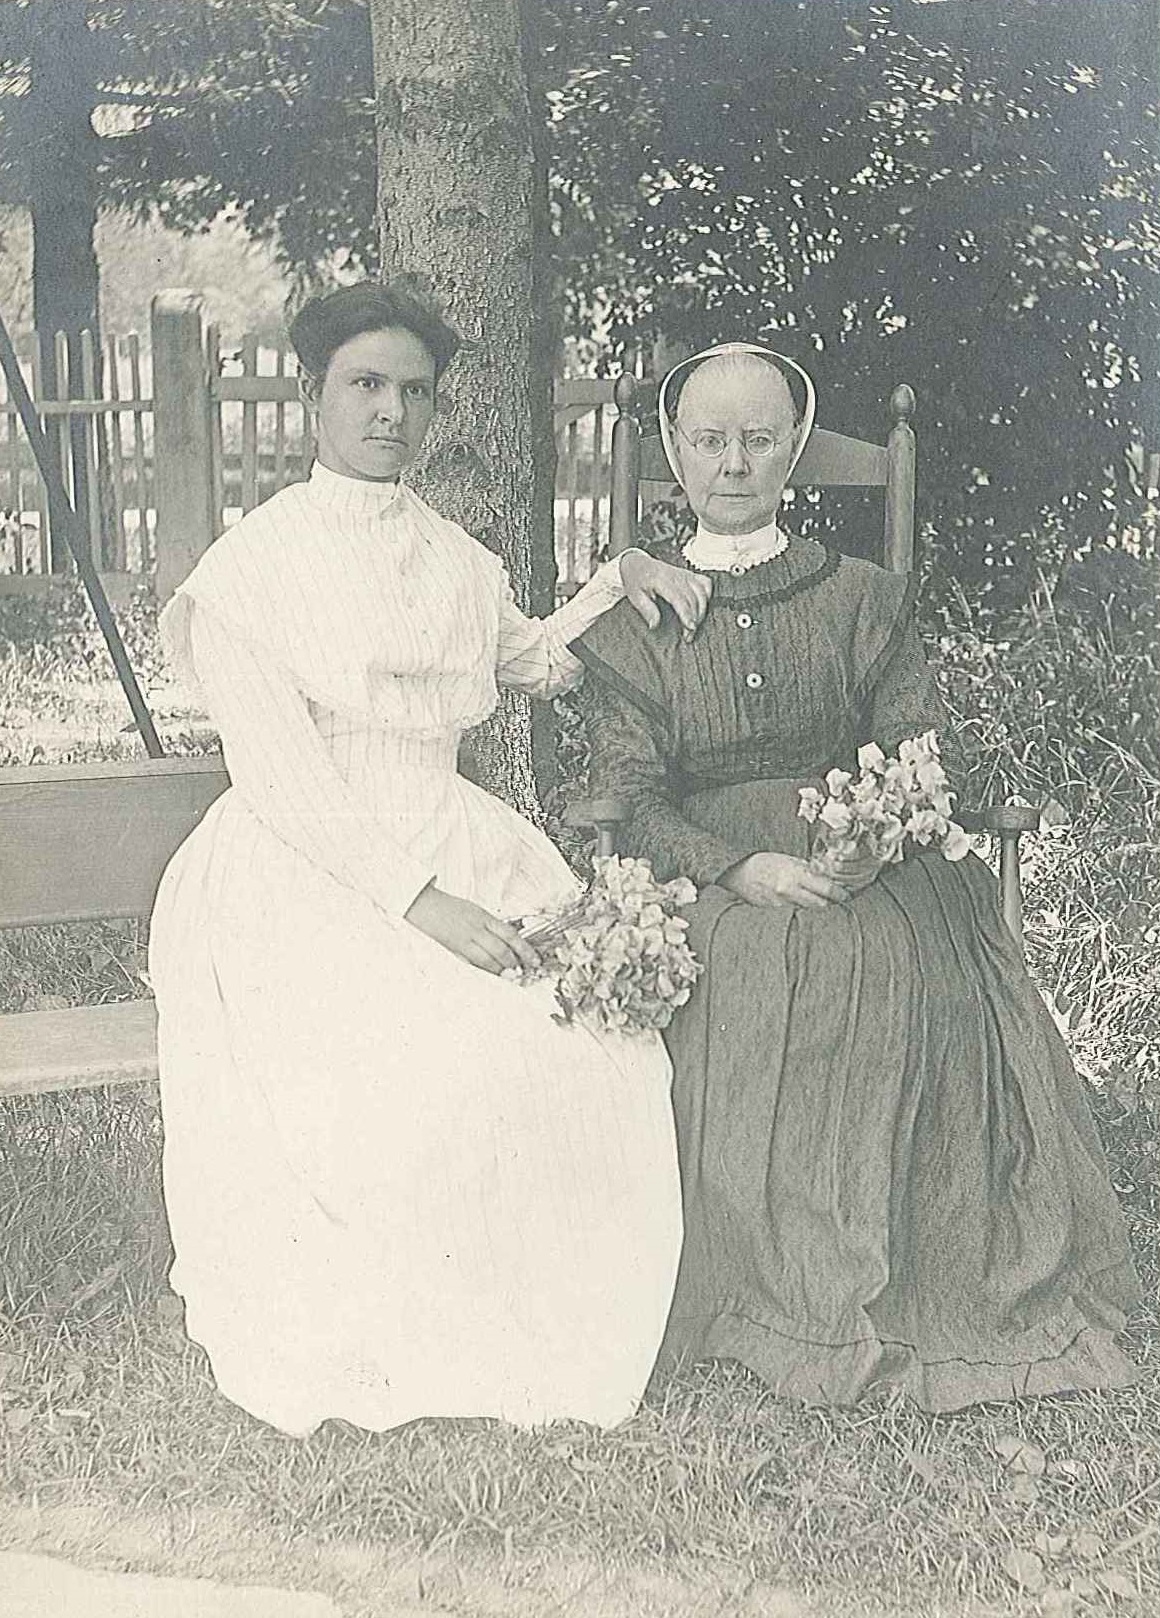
top-left (821, 847), bottom-right (884, 896)
top-left (405, 885), bottom-right (541, 975)
top-left (619, 549), bottom-right (712, 642)
top-left (721, 852), bottom-right (849, 909)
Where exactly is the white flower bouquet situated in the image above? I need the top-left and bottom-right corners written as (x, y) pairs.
top-left (798, 731), bottom-right (971, 876)
top-left (514, 856), bottom-right (702, 1036)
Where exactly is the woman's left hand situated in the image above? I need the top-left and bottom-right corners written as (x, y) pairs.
top-left (620, 550), bottom-right (712, 642)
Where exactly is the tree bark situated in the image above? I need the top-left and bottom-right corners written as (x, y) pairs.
top-left (369, 0), bottom-right (547, 820)
top-left (26, 0), bottom-right (102, 569)
top-left (520, 0), bottom-right (563, 797)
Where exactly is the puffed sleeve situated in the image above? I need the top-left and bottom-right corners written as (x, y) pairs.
top-left (187, 601), bottom-right (435, 920)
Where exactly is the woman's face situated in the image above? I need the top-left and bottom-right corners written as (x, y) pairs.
top-left (673, 357), bottom-right (798, 534)
top-left (308, 326), bottom-right (436, 482)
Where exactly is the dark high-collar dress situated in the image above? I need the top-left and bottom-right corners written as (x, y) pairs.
top-left (574, 537), bottom-right (1140, 1411)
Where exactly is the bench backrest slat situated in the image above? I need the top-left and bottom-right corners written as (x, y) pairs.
top-left (0, 758), bottom-right (230, 927)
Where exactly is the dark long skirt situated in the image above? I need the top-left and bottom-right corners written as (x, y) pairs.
top-left (659, 783), bottom-right (1140, 1411)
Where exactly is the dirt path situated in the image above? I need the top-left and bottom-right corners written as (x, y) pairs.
top-left (0, 1490), bottom-right (1013, 1618)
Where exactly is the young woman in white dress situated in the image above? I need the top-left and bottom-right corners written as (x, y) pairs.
top-left (149, 282), bottom-right (710, 1436)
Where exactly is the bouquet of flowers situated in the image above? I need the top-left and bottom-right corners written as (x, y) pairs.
top-left (798, 731), bottom-right (971, 875)
top-left (513, 856), bottom-right (702, 1036)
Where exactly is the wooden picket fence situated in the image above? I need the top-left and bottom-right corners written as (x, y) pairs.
top-left (0, 331), bottom-right (155, 579)
top-left (554, 379), bottom-right (623, 590)
top-left (0, 290), bottom-right (645, 601)
top-left (208, 327), bottom-right (312, 521)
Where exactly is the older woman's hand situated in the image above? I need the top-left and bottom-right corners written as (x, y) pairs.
top-left (619, 549), bottom-right (712, 641)
top-left (721, 852), bottom-right (849, 909)
top-left (822, 847), bottom-right (884, 896)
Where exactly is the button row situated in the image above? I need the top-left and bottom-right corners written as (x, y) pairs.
top-left (731, 607), bottom-right (761, 688)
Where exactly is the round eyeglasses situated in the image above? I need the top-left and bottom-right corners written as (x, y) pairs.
top-left (676, 423), bottom-right (796, 459)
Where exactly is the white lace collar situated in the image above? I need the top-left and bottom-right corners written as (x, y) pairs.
top-left (682, 518), bottom-right (789, 575)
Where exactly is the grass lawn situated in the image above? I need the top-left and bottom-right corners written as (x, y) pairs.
top-left (1, 579), bottom-right (1158, 1617)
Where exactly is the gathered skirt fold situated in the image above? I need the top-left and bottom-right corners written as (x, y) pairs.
top-left (660, 850), bottom-right (1140, 1411)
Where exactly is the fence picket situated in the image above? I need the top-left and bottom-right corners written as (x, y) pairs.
top-left (79, 330), bottom-right (103, 561)
top-left (273, 342), bottom-right (288, 495)
top-left (240, 333), bottom-right (259, 514)
top-left (299, 397), bottom-right (313, 478)
top-left (1, 379), bottom-right (21, 573)
top-left (564, 418), bottom-right (580, 586)
top-left (48, 329), bottom-right (77, 568)
top-left (206, 324), bottom-right (225, 537)
top-left (126, 334), bottom-right (150, 570)
top-left (103, 337), bottom-right (127, 569)
top-left (28, 342), bottom-right (50, 572)
top-left (583, 407), bottom-right (598, 567)
top-left (596, 403), bottom-right (611, 554)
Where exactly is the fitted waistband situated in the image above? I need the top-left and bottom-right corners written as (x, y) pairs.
top-left (314, 714), bottom-right (460, 772)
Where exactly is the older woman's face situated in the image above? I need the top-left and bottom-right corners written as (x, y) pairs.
top-left (309, 326), bottom-right (436, 482)
top-left (673, 357), bottom-right (798, 534)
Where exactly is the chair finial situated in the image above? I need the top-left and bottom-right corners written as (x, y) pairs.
top-left (891, 383), bottom-right (916, 425)
top-left (613, 373), bottom-right (637, 413)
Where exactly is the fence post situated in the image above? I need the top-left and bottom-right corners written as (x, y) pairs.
top-left (152, 290), bottom-right (215, 601)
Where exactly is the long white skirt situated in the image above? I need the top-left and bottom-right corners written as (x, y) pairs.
top-left (150, 787), bottom-right (682, 1436)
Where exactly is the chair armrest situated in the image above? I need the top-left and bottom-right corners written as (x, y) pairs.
top-left (565, 798), bottom-right (631, 828)
top-left (958, 805), bottom-right (1042, 835)
top-left (957, 803), bottom-right (1041, 956)
top-left (565, 797), bottom-right (631, 857)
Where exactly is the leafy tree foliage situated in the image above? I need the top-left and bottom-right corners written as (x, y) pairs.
top-left (0, 0), bottom-right (376, 348)
top-left (542, 0), bottom-right (1160, 606)
top-left (2, 0), bottom-right (1155, 611)
top-left (0, 0), bottom-right (374, 562)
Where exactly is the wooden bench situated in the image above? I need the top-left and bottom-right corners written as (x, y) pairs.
top-left (0, 758), bottom-right (229, 1099)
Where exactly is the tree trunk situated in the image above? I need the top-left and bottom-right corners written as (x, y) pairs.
top-left (27, 0), bottom-right (101, 570)
top-left (520, 0), bottom-right (564, 798)
top-left (369, 0), bottom-right (547, 820)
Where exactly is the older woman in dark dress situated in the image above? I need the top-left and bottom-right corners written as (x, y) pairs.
top-left (573, 343), bottom-right (1140, 1412)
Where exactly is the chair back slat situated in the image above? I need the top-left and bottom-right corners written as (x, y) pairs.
top-left (0, 758), bottom-right (229, 927)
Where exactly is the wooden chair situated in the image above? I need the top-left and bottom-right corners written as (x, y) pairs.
top-left (605, 372), bottom-right (921, 571)
top-left (570, 374), bottom-right (1040, 949)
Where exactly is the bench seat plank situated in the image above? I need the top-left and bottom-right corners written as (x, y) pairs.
top-left (1, 1000), bottom-right (158, 1099)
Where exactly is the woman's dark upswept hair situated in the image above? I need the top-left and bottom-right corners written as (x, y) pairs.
top-left (289, 279), bottom-right (462, 386)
